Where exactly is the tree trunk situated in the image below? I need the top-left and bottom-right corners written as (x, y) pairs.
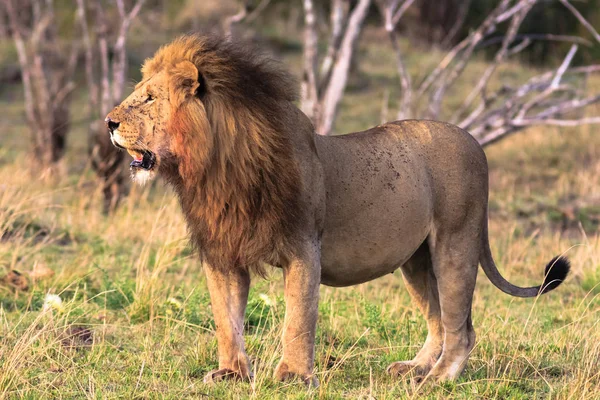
top-left (316, 0), bottom-right (371, 135)
top-left (3, 0), bottom-right (76, 180)
top-left (300, 0), bottom-right (372, 136)
top-left (77, 0), bottom-right (145, 213)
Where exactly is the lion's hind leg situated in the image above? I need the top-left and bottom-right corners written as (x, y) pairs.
top-left (422, 222), bottom-right (480, 382)
top-left (387, 241), bottom-right (443, 381)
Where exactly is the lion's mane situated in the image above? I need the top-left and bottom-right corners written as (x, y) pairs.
top-left (143, 34), bottom-right (305, 274)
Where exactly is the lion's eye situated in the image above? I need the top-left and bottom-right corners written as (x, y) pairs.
top-left (145, 94), bottom-right (155, 103)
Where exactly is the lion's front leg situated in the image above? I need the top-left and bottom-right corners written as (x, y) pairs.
top-left (274, 239), bottom-right (321, 387)
top-left (203, 264), bottom-right (252, 384)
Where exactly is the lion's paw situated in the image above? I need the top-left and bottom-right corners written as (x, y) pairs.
top-left (274, 361), bottom-right (319, 388)
top-left (203, 368), bottom-right (250, 384)
top-left (386, 361), bottom-right (429, 380)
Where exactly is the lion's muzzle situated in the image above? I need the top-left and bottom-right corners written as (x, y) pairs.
top-left (104, 116), bottom-right (156, 172)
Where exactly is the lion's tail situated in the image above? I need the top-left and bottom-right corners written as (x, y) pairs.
top-left (479, 218), bottom-right (570, 298)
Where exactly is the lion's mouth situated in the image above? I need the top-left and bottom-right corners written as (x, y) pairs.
top-left (128, 149), bottom-right (156, 171)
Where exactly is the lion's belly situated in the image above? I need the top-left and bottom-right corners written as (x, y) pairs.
top-left (316, 130), bottom-right (433, 287)
top-left (319, 197), bottom-right (432, 287)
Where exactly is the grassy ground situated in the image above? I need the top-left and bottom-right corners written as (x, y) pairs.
top-left (0, 32), bottom-right (599, 399)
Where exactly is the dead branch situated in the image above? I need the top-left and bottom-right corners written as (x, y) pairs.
top-left (479, 33), bottom-right (592, 48)
top-left (300, 0), bottom-right (372, 135)
top-left (514, 117), bottom-right (600, 127)
top-left (451, 0), bottom-right (533, 123)
top-left (559, 0), bottom-right (600, 44)
top-left (300, 0), bottom-right (319, 120)
top-left (224, 2), bottom-right (248, 38)
top-left (224, 0), bottom-right (272, 38)
top-left (376, 0), bottom-right (415, 119)
top-left (319, 0), bottom-right (348, 92)
top-left (317, 0), bottom-right (371, 136)
top-left (377, 0), bottom-right (600, 147)
top-left (415, 0), bottom-right (511, 108)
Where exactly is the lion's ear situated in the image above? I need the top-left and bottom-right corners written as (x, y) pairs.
top-left (169, 60), bottom-right (202, 105)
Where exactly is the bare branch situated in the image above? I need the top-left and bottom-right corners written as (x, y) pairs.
top-left (495, 0), bottom-right (534, 23)
top-left (388, 29), bottom-right (412, 119)
top-left (564, 65), bottom-right (600, 75)
top-left (466, 64), bottom-right (600, 147)
top-left (224, 0), bottom-right (249, 37)
top-left (391, 0), bottom-right (415, 26)
top-left (513, 117), bottom-right (600, 127)
top-left (416, 0), bottom-right (512, 103)
top-left (319, 0), bottom-right (347, 90)
top-left (559, 0), bottom-right (600, 44)
top-left (300, 0), bottom-right (319, 121)
top-left (224, 0), bottom-right (272, 37)
top-left (317, 0), bottom-right (372, 135)
top-left (479, 33), bottom-right (592, 48)
top-left (428, 0), bottom-right (528, 118)
top-left (451, 1), bottom-right (534, 123)
top-left (533, 93), bottom-right (600, 120)
top-left (112, 0), bottom-right (146, 102)
top-left (375, 0), bottom-right (415, 119)
top-left (95, 1), bottom-right (112, 115)
top-left (507, 38), bottom-right (531, 56)
top-left (115, 0), bottom-right (126, 19)
top-left (76, 0), bottom-right (99, 114)
top-left (550, 44), bottom-right (577, 89)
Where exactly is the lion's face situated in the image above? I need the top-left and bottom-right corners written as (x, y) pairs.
top-left (105, 61), bottom-right (201, 185)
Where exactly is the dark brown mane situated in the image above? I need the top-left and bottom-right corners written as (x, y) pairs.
top-left (143, 34), bottom-right (305, 274)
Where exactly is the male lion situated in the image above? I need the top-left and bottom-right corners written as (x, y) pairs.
top-left (106, 34), bottom-right (569, 386)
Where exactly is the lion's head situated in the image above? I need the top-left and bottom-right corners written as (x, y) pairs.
top-left (106, 34), bottom-right (306, 272)
top-left (106, 34), bottom-right (298, 186)
top-left (105, 44), bottom-right (204, 185)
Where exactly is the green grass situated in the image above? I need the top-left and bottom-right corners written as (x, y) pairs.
top-left (1, 32), bottom-right (600, 399)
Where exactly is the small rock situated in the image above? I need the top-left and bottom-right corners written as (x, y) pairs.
top-left (1, 270), bottom-right (29, 291)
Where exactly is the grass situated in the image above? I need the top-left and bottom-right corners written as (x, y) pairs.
top-left (1, 31), bottom-right (599, 399)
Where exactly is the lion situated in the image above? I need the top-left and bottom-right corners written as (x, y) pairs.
top-left (105, 34), bottom-right (570, 387)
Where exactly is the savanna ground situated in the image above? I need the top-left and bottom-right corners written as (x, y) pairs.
top-left (1, 30), bottom-right (599, 399)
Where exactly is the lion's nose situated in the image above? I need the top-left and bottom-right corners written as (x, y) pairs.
top-left (105, 117), bottom-right (120, 133)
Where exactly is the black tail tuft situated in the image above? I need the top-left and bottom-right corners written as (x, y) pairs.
top-left (541, 256), bottom-right (570, 294)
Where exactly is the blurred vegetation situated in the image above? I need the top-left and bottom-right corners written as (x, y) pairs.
top-left (457, 0), bottom-right (600, 63)
top-left (3, 0), bottom-right (600, 67)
